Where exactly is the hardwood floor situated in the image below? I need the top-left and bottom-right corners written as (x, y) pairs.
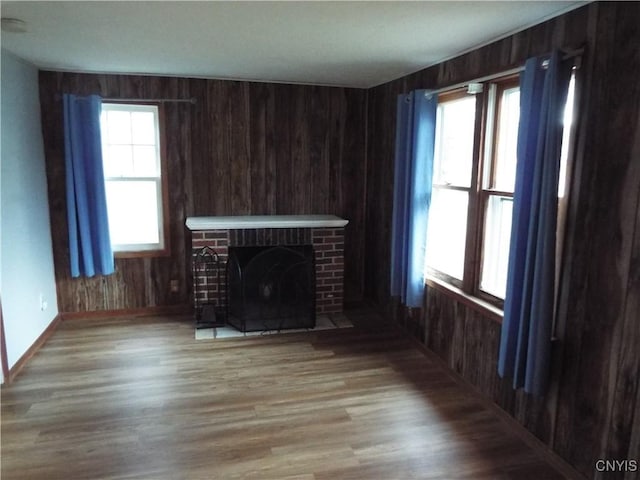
top-left (1, 311), bottom-right (575, 479)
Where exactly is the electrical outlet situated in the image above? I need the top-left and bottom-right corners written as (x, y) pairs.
top-left (39, 293), bottom-right (48, 311)
top-left (170, 280), bottom-right (179, 293)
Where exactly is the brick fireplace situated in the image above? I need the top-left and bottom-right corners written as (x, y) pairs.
top-left (186, 215), bottom-right (348, 318)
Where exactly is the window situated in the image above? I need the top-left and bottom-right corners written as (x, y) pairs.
top-left (426, 92), bottom-right (476, 281)
top-left (425, 75), bottom-right (575, 307)
top-left (479, 80), bottom-right (519, 299)
top-left (100, 103), bottom-right (168, 256)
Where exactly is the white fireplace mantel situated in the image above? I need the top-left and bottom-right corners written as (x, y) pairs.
top-left (186, 214), bottom-right (348, 231)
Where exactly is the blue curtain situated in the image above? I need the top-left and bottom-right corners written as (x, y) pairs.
top-left (63, 94), bottom-right (114, 278)
top-left (498, 52), bottom-right (572, 395)
top-left (390, 90), bottom-right (437, 308)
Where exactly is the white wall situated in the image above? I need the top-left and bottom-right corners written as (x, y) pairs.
top-left (1, 49), bottom-right (59, 375)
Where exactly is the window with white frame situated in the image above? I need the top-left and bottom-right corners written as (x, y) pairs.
top-left (100, 103), bottom-right (168, 255)
top-left (425, 74), bottom-right (575, 307)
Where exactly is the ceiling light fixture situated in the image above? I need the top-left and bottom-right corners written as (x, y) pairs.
top-left (1, 18), bottom-right (28, 33)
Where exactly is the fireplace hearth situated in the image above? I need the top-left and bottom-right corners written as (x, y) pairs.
top-left (227, 245), bottom-right (315, 332)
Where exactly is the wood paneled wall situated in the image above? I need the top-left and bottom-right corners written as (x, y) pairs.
top-left (366, 2), bottom-right (640, 479)
top-left (39, 74), bottom-right (366, 312)
top-left (36, 2), bottom-right (639, 477)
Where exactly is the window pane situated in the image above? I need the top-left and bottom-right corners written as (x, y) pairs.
top-left (493, 87), bottom-right (520, 191)
top-left (105, 180), bottom-right (161, 247)
top-left (425, 189), bottom-right (469, 280)
top-left (132, 146), bottom-right (159, 177)
top-left (105, 110), bottom-right (132, 144)
top-left (480, 195), bottom-right (513, 298)
top-left (433, 97), bottom-right (476, 187)
top-left (559, 74), bottom-right (576, 198)
top-left (105, 145), bottom-right (134, 177)
top-left (101, 104), bottom-right (164, 253)
top-left (131, 111), bottom-right (157, 145)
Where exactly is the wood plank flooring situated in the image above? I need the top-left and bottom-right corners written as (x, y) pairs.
top-left (1, 311), bottom-right (572, 479)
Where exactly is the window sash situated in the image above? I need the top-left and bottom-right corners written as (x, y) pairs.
top-left (474, 78), bottom-right (520, 303)
top-left (427, 78), bottom-right (519, 307)
top-left (425, 67), bottom-right (577, 312)
top-left (478, 192), bottom-right (514, 301)
top-left (100, 103), bottom-right (169, 256)
top-left (487, 80), bottom-right (520, 192)
top-left (425, 185), bottom-right (470, 285)
top-left (432, 93), bottom-right (476, 188)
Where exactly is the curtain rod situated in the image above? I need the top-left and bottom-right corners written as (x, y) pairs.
top-left (427, 46), bottom-right (584, 96)
top-left (55, 94), bottom-right (196, 104)
top-left (103, 97), bottom-right (197, 104)
top-left (428, 66), bottom-right (524, 96)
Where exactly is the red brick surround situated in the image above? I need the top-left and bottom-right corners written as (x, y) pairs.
top-left (191, 227), bottom-right (345, 315)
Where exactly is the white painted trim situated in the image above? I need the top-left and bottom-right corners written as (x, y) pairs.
top-left (186, 215), bottom-right (348, 230)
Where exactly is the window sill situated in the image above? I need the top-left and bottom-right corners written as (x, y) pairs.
top-left (114, 248), bottom-right (170, 259)
top-left (425, 276), bottom-right (503, 323)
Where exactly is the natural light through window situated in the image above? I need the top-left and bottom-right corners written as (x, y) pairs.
top-left (480, 85), bottom-right (520, 298)
top-left (425, 95), bottom-right (476, 280)
top-left (100, 104), bottom-right (165, 253)
top-left (432, 97), bottom-right (475, 187)
top-left (492, 87), bottom-right (520, 191)
top-left (480, 195), bottom-right (514, 298)
top-left (559, 74), bottom-right (576, 198)
top-left (424, 70), bottom-right (578, 307)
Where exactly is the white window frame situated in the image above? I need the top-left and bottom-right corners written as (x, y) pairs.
top-left (100, 103), bottom-right (169, 256)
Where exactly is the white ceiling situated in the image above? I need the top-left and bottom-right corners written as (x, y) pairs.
top-left (1, 1), bottom-right (585, 88)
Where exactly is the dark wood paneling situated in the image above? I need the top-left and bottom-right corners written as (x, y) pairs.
top-left (39, 73), bottom-right (367, 312)
top-left (364, 78), bottom-right (405, 305)
top-left (552, 3), bottom-right (640, 477)
top-left (366, 3), bottom-right (640, 479)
